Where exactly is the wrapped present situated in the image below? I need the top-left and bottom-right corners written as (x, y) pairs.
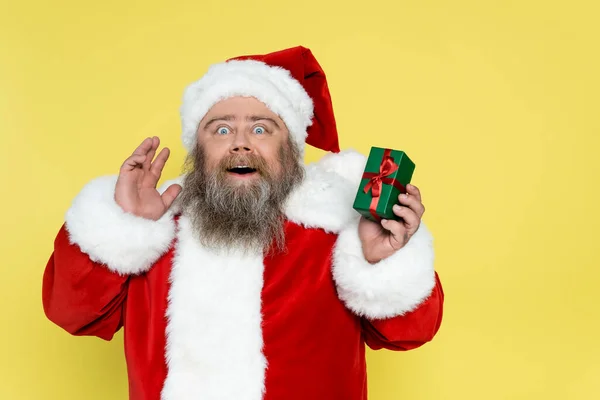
top-left (353, 147), bottom-right (415, 222)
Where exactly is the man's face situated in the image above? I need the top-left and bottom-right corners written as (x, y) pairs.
top-left (179, 96), bottom-right (304, 252)
top-left (196, 96), bottom-right (290, 185)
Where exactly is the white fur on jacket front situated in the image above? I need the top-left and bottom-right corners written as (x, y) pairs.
top-left (161, 216), bottom-right (267, 400)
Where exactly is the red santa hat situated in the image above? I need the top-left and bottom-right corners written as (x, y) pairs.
top-left (180, 46), bottom-right (340, 154)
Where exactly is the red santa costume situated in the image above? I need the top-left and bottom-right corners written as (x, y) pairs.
top-left (42, 47), bottom-right (444, 400)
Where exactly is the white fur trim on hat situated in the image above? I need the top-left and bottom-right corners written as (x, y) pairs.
top-left (180, 60), bottom-right (314, 152)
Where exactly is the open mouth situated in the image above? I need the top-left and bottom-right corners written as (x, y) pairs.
top-left (227, 166), bottom-right (258, 175)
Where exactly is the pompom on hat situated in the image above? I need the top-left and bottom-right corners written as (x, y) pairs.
top-left (180, 46), bottom-right (340, 154)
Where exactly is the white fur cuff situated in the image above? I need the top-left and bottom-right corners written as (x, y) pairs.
top-left (65, 176), bottom-right (176, 275)
top-left (332, 221), bottom-right (436, 319)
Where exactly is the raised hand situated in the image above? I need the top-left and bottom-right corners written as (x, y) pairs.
top-left (358, 184), bottom-right (425, 264)
top-left (114, 137), bottom-right (182, 220)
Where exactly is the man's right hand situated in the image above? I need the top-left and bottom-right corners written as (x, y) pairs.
top-left (115, 137), bottom-right (182, 220)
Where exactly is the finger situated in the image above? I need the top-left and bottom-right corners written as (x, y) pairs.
top-left (161, 184), bottom-right (182, 210)
top-left (398, 193), bottom-right (425, 218)
top-left (120, 154), bottom-right (147, 172)
top-left (132, 137), bottom-right (154, 156)
top-left (150, 147), bottom-right (170, 180)
top-left (143, 136), bottom-right (160, 171)
top-left (393, 204), bottom-right (421, 235)
top-left (406, 184), bottom-right (422, 202)
top-left (381, 219), bottom-right (408, 249)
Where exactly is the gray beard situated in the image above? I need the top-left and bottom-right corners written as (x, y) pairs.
top-left (178, 141), bottom-right (304, 254)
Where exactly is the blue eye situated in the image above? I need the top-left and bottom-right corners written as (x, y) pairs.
top-left (217, 127), bottom-right (230, 135)
top-left (253, 126), bottom-right (265, 135)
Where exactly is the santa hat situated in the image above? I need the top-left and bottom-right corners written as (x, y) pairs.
top-left (179, 46), bottom-right (340, 154)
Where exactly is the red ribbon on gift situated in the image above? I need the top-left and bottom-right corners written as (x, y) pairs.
top-left (362, 149), bottom-right (406, 221)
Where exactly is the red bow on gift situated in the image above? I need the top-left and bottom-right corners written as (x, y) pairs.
top-left (362, 149), bottom-right (406, 221)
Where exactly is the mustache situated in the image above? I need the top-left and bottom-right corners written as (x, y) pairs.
top-left (218, 153), bottom-right (270, 174)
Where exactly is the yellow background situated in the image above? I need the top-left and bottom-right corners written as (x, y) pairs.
top-left (1, 0), bottom-right (599, 398)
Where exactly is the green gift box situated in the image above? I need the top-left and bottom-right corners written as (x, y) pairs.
top-left (352, 147), bottom-right (416, 222)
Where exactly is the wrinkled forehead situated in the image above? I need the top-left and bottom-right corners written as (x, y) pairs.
top-left (199, 96), bottom-right (286, 127)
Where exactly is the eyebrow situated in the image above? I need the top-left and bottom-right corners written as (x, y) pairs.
top-left (246, 115), bottom-right (281, 128)
top-left (203, 115), bottom-right (236, 129)
top-left (203, 115), bottom-right (281, 129)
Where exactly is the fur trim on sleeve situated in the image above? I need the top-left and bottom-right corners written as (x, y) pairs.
top-left (332, 220), bottom-right (436, 319)
top-left (64, 175), bottom-right (177, 275)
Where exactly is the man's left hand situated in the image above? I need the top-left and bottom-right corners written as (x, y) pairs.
top-left (358, 184), bottom-right (425, 264)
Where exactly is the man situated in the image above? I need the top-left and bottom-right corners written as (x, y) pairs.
top-left (42, 46), bottom-right (444, 400)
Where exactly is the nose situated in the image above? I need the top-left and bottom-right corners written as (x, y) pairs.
top-left (229, 132), bottom-right (253, 154)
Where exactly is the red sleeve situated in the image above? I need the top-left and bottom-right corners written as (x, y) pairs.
top-left (42, 224), bottom-right (129, 341)
top-left (361, 272), bottom-right (444, 351)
